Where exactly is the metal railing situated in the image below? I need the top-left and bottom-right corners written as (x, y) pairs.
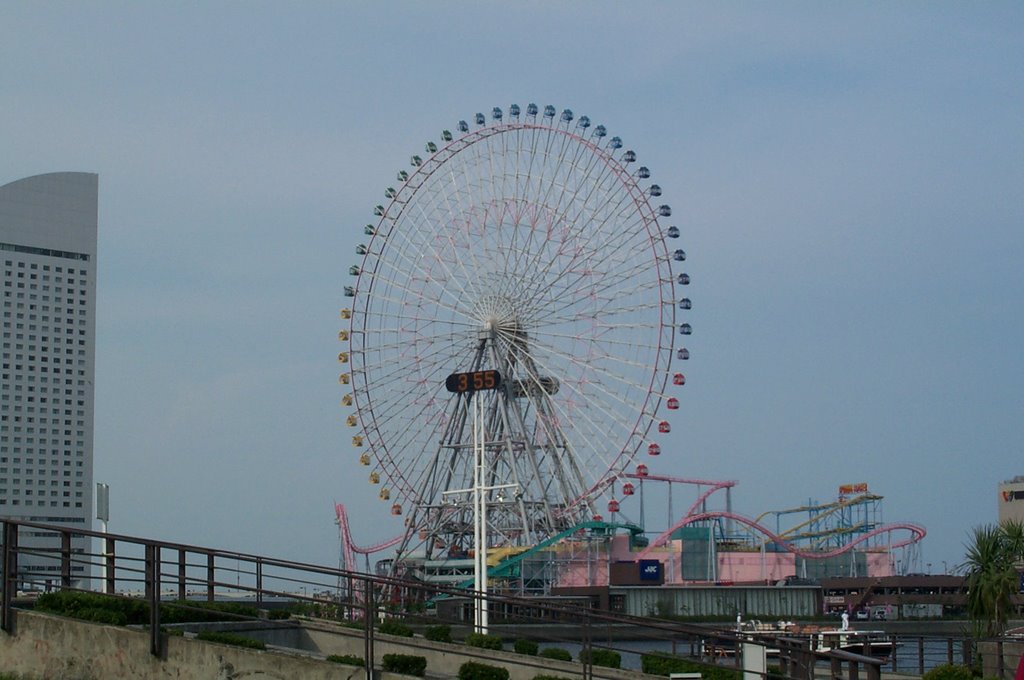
top-left (0, 519), bottom-right (991, 679)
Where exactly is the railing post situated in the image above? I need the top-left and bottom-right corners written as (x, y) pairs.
top-left (918, 636), bottom-right (925, 676)
top-left (60, 531), bottom-right (72, 589)
top-left (947, 637), bottom-right (954, 665)
top-left (256, 559), bottom-right (263, 607)
top-left (363, 578), bottom-right (374, 680)
top-left (1, 522), bottom-right (17, 633)
top-left (177, 549), bottom-right (186, 600)
top-left (104, 537), bottom-right (116, 595)
top-left (997, 640), bottom-right (1005, 680)
top-left (831, 656), bottom-right (842, 680)
top-left (206, 552), bottom-right (215, 602)
top-left (581, 612), bottom-right (593, 680)
top-left (145, 544), bottom-right (161, 657)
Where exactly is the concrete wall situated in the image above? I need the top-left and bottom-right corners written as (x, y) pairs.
top-left (0, 609), bottom-right (659, 680)
top-left (213, 617), bottom-right (655, 680)
top-left (0, 610), bottom-right (362, 680)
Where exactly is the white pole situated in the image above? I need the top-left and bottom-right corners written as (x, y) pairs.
top-left (96, 482), bottom-right (110, 593)
top-left (479, 394), bottom-right (489, 634)
top-left (473, 395), bottom-right (484, 633)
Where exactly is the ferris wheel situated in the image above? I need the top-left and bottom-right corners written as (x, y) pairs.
top-left (339, 104), bottom-right (690, 560)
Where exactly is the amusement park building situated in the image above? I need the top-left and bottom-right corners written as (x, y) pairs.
top-left (999, 476), bottom-right (1024, 524)
top-left (0, 172), bottom-right (99, 586)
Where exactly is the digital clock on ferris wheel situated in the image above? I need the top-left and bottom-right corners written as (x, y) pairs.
top-left (445, 370), bottom-right (502, 393)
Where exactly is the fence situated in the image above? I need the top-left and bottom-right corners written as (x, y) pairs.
top-left (0, 519), bottom-right (1001, 680)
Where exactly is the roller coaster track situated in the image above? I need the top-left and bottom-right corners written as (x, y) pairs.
top-left (449, 520), bottom-right (644, 591)
top-left (334, 502), bottom-right (403, 572)
top-left (623, 472), bottom-right (737, 520)
top-left (636, 510), bottom-right (926, 561)
top-left (753, 493), bottom-right (884, 543)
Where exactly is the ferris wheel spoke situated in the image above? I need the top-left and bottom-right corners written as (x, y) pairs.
top-left (368, 215), bottom-right (480, 314)
top-left (503, 330), bottom-right (665, 427)
top-left (512, 214), bottom-right (658, 317)
top-left (493, 327), bottom-right (654, 434)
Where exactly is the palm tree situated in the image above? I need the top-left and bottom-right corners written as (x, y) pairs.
top-left (962, 522), bottom-right (1023, 637)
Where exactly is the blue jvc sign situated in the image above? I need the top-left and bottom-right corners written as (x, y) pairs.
top-left (639, 559), bottom-right (662, 581)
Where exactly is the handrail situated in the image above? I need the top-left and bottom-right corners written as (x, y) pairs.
top-left (0, 518), bottom-right (961, 680)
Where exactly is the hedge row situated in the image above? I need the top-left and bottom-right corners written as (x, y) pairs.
top-left (425, 624), bottom-right (453, 643)
top-left (922, 665), bottom-right (975, 680)
top-left (539, 647), bottom-right (572, 661)
top-left (514, 638), bottom-right (539, 656)
top-left (379, 619), bottom-right (415, 637)
top-left (382, 654), bottom-right (427, 677)
top-left (194, 630), bottom-right (266, 650)
top-left (642, 653), bottom-right (740, 680)
top-left (327, 654), bottom-right (365, 667)
top-left (579, 648), bottom-right (621, 669)
top-left (465, 632), bottom-right (504, 650)
top-left (459, 661), bottom-right (509, 680)
top-left (33, 591), bottom-right (281, 626)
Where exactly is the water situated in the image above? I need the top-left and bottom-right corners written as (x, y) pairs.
top-left (539, 636), bottom-right (965, 673)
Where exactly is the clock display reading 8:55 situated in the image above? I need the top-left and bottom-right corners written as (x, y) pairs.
top-left (445, 369), bottom-right (502, 393)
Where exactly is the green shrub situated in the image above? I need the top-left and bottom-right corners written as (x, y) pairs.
top-left (642, 653), bottom-right (687, 676)
top-left (425, 624), bottom-right (453, 643)
top-left (35, 591), bottom-right (149, 625)
top-left (75, 606), bottom-right (127, 626)
top-left (195, 630), bottom-right (266, 650)
top-left (340, 619), bottom-right (366, 630)
top-left (539, 647), bottom-right (572, 662)
top-left (36, 592), bottom-right (273, 628)
top-left (382, 654), bottom-right (427, 677)
top-left (458, 661), bottom-right (510, 680)
top-left (379, 619), bottom-right (415, 637)
top-left (465, 632), bottom-right (504, 650)
top-left (579, 648), bottom-right (621, 669)
top-left (642, 653), bottom-right (738, 680)
top-left (514, 638), bottom-right (539, 655)
top-left (327, 654), bottom-right (366, 667)
top-left (161, 600), bottom-right (261, 624)
top-left (923, 665), bottom-right (975, 680)
top-left (533, 676), bottom-right (574, 680)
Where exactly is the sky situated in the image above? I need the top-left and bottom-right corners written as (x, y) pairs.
top-left (1, 2), bottom-right (1021, 577)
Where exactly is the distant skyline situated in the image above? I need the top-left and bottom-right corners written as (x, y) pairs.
top-left (2, 3), bottom-right (1021, 574)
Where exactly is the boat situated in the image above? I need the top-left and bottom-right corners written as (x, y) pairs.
top-left (798, 626), bottom-right (896, 658)
top-left (705, 621), bottom-right (895, 661)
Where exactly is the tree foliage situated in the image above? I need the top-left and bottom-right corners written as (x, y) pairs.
top-left (963, 521), bottom-right (1023, 637)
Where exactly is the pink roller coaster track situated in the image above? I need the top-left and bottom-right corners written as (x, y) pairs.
top-left (637, 510), bottom-right (926, 561)
top-left (336, 475), bottom-right (926, 574)
top-left (335, 503), bottom-right (402, 572)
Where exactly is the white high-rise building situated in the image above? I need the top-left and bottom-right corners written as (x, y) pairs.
top-left (0, 172), bottom-right (98, 587)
